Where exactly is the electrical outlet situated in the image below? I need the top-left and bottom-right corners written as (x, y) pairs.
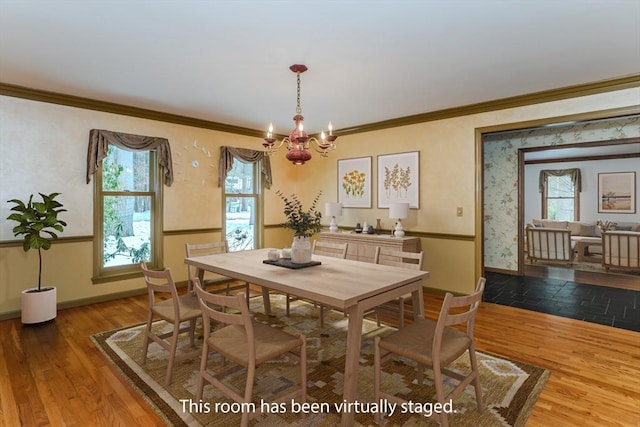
top-left (456, 207), bottom-right (463, 217)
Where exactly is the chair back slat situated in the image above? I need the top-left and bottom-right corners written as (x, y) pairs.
top-left (140, 261), bottom-right (179, 296)
top-left (185, 241), bottom-right (231, 290)
top-left (140, 260), bottom-right (181, 318)
top-left (374, 247), bottom-right (423, 270)
top-left (435, 278), bottom-right (485, 345)
top-left (312, 241), bottom-right (348, 258)
top-left (194, 279), bottom-right (250, 327)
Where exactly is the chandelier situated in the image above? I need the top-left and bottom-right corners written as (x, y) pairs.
top-left (262, 64), bottom-right (338, 165)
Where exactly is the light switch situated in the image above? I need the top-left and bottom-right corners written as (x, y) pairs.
top-left (457, 207), bottom-right (463, 217)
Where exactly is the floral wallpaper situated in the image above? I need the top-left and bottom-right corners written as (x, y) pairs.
top-left (483, 115), bottom-right (640, 271)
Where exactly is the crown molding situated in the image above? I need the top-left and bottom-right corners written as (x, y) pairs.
top-left (2, 74), bottom-right (639, 137)
top-left (338, 74), bottom-right (640, 135)
top-left (0, 83), bottom-right (265, 138)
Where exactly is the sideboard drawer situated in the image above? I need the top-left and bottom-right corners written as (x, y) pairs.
top-left (319, 232), bottom-right (421, 263)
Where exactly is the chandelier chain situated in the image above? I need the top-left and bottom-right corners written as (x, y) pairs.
top-left (296, 72), bottom-right (302, 115)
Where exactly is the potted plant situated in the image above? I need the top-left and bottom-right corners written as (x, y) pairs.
top-left (277, 190), bottom-right (322, 264)
top-left (6, 192), bottom-right (67, 324)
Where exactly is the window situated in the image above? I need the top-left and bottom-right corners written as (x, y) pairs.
top-left (223, 158), bottom-right (262, 251)
top-left (543, 172), bottom-right (579, 221)
top-left (93, 145), bottom-right (162, 280)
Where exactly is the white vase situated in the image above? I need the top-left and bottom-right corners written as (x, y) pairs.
top-left (21, 286), bottom-right (57, 324)
top-left (291, 236), bottom-right (312, 264)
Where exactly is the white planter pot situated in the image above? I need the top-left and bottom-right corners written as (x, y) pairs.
top-left (291, 236), bottom-right (312, 264)
top-left (21, 286), bottom-right (57, 324)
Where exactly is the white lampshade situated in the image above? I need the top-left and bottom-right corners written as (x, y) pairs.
top-left (388, 202), bottom-right (409, 219)
top-left (325, 202), bottom-right (343, 217)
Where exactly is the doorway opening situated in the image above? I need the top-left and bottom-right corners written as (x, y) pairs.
top-left (481, 113), bottom-right (640, 290)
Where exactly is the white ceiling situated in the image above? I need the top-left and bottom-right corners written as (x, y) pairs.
top-left (1, 0), bottom-right (639, 135)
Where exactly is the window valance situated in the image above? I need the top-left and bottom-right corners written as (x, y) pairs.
top-left (218, 146), bottom-right (272, 189)
top-left (538, 168), bottom-right (581, 193)
top-left (86, 129), bottom-right (174, 186)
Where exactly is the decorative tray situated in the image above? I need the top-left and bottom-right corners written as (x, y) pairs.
top-left (262, 259), bottom-right (321, 269)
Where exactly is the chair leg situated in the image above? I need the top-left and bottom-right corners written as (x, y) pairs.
top-left (398, 297), bottom-right (405, 329)
top-left (468, 346), bottom-right (484, 412)
top-left (300, 336), bottom-right (307, 403)
top-left (286, 293), bottom-right (291, 316)
top-left (432, 363), bottom-right (449, 427)
top-left (165, 325), bottom-right (180, 386)
top-left (373, 336), bottom-right (383, 424)
top-left (195, 341), bottom-right (209, 401)
top-left (188, 318), bottom-right (197, 347)
top-left (319, 305), bottom-right (325, 327)
top-left (142, 313), bottom-right (153, 364)
top-left (241, 364), bottom-right (256, 427)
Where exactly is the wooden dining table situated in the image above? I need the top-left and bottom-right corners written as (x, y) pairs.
top-left (185, 248), bottom-right (429, 426)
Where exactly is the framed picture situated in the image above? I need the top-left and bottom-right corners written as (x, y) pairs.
top-left (598, 171), bottom-right (636, 213)
top-left (377, 151), bottom-right (420, 208)
top-left (338, 156), bottom-right (372, 208)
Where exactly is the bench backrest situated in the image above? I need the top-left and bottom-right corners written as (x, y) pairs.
top-left (526, 226), bottom-right (574, 262)
top-left (602, 231), bottom-right (640, 269)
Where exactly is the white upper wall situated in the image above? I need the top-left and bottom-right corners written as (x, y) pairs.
top-left (525, 158), bottom-right (640, 225)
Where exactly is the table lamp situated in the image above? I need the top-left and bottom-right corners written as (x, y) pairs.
top-left (325, 202), bottom-right (343, 232)
top-left (389, 202), bottom-right (409, 237)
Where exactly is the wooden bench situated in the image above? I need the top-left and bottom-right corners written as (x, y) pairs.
top-left (602, 231), bottom-right (640, 271)
top-left (526, 226), bottom-right (575, 264)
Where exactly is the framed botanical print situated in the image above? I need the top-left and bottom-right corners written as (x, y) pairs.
top-left (338, 156), bottom-right (372, 208)
top-left (598, 171), bottom-right (636, 213)
top-left (377, 151), bottom-right (419, 208)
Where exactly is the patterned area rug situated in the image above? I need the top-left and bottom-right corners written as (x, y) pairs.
top-left (91, 295), bottom-right (549, 426)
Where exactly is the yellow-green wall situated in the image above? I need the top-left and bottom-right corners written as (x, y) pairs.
top-left (1, 86), bottom-right (639, 318)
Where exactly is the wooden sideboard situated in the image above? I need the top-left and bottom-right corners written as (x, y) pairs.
top-left (318, 232), bottom-right (421, 263)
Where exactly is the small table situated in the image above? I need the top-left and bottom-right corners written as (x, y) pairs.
top-left (572, 236), bottom-right (602, 261)
top-left (186, 248), bottom-right (429, 426)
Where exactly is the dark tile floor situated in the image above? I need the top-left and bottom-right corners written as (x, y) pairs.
top-left (484, 272), bottom-right (640, 332)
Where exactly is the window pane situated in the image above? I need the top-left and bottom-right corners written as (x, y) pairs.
top-left (103, 195), bottom-right (151, 266)
top-left (547, 175), bottom-right (574, 197)
top-left (226, 197), bottom-right (255, 252)
top-left (546, 198), bottom-right (574, 221)
top-left (102, 146), bottom-right (149, 192)
top-left (224, 160), bottom-right (254, 193)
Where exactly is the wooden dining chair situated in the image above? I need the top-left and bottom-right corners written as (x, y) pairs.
top-left (373, 247), bottom-right (424, 328)
top-left (139, 261), bottom-right (202, 386)
top-left (185, 241), bottom-right (250, 303)
top-left (373, 277), bottom-right (486, 426)
top-left (193, 278), bottom-right (307, 427)
top-left (286, 240), bottom-right (348, 327)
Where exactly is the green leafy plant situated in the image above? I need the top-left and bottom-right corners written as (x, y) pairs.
top-left (276, 190), bottom-right (322, 237)
top-left (6, 192), bottom-right (67, 292)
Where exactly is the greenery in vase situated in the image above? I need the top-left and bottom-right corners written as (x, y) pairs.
top-left (277, 190), bottom-right (322, 237)
top-left (6, 192), bottom-right (67, 291)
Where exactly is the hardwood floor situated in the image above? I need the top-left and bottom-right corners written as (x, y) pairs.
top-left (1, 287), bottom-right (639, 426)
top-left (524, 263), bottom-right (640, 291)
